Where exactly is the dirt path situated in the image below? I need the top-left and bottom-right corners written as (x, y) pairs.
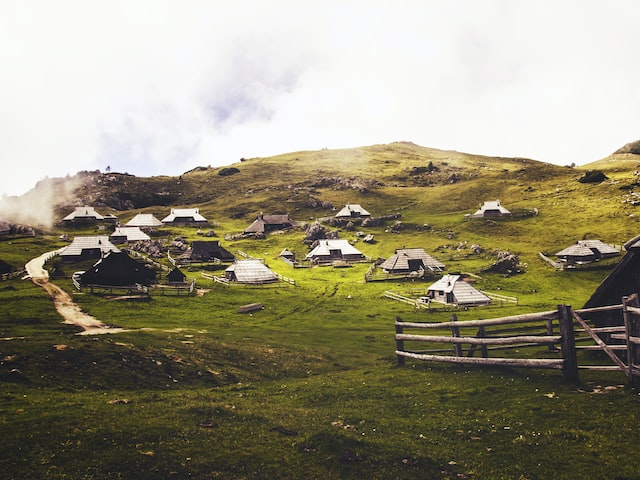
top-left (25, 250), bottom-right (125, 335)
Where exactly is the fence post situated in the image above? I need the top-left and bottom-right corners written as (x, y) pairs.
top-left (558, 304), bottom-right (579, 385)
top-left (395, 316), bottom-right (405, 366)
top-left (622, 295), bottom-right (640, 390)
top-left (450, 314), bottom-right (462, 358)
top-left (546, 318), bottom-right (557, 352)
top-left (478, 325), bottom-right (488, 358)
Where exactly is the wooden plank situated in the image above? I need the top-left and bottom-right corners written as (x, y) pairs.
top-left (578, 365), bottom-right (624, 371)
top-left (575, 305), bottom-right (622, 315)
top-left (395, 310), bottom-right (558, 329)
top-left (395, 333), bottom-right (561, 345)
top-left (238, 303), bottom-right (263, 313)
top-left (572, 311), bottom-right (628, 375)
top-left (395, 351), bottom-right (564, 369)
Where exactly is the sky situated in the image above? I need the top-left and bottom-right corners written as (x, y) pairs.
top-left (1, 0), bottom-right (640, 197)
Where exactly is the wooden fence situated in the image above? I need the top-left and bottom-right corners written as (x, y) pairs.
top-left (0, 270), bottom-right (26, 282)
top-left (395, 299), bottom-right (640, 388)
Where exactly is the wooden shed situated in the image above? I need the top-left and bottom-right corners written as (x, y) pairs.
top-left (555, 239), bottom-right (620, 266)
top-left (244, 213), bottom-right (297, 235)
top-left (59, 236), bottom-right (120, 263)
top-left (468, 200), bottom-right (511, 218)
top-left (379, 248), bottom-right (445, 277)
top-left (178, 240), bottom-right (235, 263)
top-left (306, 239), bottom-right (366, 264)
top-left (125, 213), bottom-right (163, 229)
top-left (425, 274), bottom-right (491, 306)
top-left (583, 234), bottom-right (640, 326)
top-left (225, 260), bottom-right (278, 284)
top-left (161, 208), bottom-right (209, 227)
top-left (79, 251), bottom-right (156, 287)
top-left (335, 203), bottom-right (371, 218)
top-left (62, 206), bottom-right (107, 225)
top-left (109, 226), bottom-right (151, 244)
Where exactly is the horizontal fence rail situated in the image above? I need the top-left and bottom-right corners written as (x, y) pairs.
top-left (395, 296), bottom-right (640, 389)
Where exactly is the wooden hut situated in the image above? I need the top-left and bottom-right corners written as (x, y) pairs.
top-left (161, 208), bottom-right (209, 227)
top-left (178, 240), bottom-right (234, 263)
top-left (583, 234), bottom-right (640, 326)
top-left (109, 226), bottom-right (150, 244)
top-left (555, 239), bottom-right (620, 266)
top-left (79, 251), bottom-right (156, 286)
top-left (166, 267), bottom-right (187, 285)
top-left (244, 213), bottom-right (297, 235)
top-left (379, 248), bottom-right (445, 277)
top-left (59, 236), bottom-right (120, 263)
top-left (305, 239), bottom-right (366, 264)
top-left (468, 200), bottom-right (511, 218)
top-left (225, 260), bottom-right (278, 284)
top-left (425, 274), bottom-right (491, 306)
top-left (125, 213), bottom-right (163, 230)
top-left (62, 206), bottom-right (106, 225)
top-left (335, 203), bottom-right (371, 218)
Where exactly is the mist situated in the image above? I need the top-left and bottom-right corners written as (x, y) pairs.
top-left (0, 176), bottom-right (83, 228)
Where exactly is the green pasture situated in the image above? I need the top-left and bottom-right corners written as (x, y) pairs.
top-left (3, 144), bottom-right (640, 478)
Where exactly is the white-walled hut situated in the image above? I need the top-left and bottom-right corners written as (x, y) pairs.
top-left (59, 236), bottom-right (120, 262)
top-left (161, 208), bottom-right (209, 227)
top-left (306, 239), bottom-right (366, 264)
top-left (555, 239), bottom-right (620, 266)
top-left (468, 200), bottom-right (511, 218)
top-left (335, 203), bottom-right (371, 219)
top-left (379, 248), bottom-right (445, 276)
top-left (425, 274), bottom-right (491, 306)
top-left (225, 260), bottom-right (279, 284)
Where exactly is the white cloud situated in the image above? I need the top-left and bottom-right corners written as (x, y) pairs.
top-left (1, 0), bottom-right (640, 196)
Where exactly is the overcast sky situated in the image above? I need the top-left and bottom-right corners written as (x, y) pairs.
top-left (1, 0), bottom-right (639, 196)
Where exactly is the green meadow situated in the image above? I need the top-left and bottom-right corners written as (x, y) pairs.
top-left (2, 143), bottom-right (640, 479)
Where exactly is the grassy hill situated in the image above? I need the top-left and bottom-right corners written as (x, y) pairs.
top-left (2, 142), bottom-right (640, 479)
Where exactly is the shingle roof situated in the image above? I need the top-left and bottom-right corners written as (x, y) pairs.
top-left (335, 204), bottom-right (371, 218)
top-left (306, 239), bottom-right (364, 259)
top-left (471, 200), bottom-right (511, 217)
top-left (162, 208), bottom-right (207, 223)
top-left (379, 248), bottom-right (445, 272)
top-left (60, 236), bottom-right (119, 257)
top-left (428, 274), bottom-right (491, 305)
top-left (125, 213), bottom-right (163, 228)
top-left (62, 206), bottom-right (104, 221)
top-left (110, 227), bottom-right (150, 242)
top-left (225, 260), bottom-right (278, 284)
top-left (556, 240), bottom-right (620, 258)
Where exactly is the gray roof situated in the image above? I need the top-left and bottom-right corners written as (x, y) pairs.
top-left (335, 203), bottom-right (371, 218)
top-left (306, 239), bottom-right (365, 259)
top-left (556, 240), bottom-right (620, 258)
top-left (162, 208), bottom-right (207, 223)
top-left (379, 248), bottom-right (445, 273)
top-left (470, 200), bottom-right (511, 217)
top-left (428, 274), bottom-right (491, 305)
top-left (225, 260), bottom-right (278, 284)
top-left (125, 213), bottom-right (163, 228)
top-left (60, 236), bottom-right (119, 257)
top-left (62, 206), bottom-right (104, 221)
top-left (110, 227), bottom-right (150, 242)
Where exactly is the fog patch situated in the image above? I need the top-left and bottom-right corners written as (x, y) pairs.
top-left (0, 176), bottom-right (82, 228)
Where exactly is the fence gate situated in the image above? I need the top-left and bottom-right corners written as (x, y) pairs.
top-left (572, 294), bottom-right (640, 390)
